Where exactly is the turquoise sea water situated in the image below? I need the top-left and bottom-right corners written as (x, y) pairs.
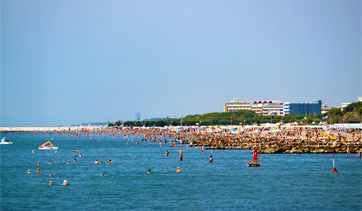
top-left (1, 132), bottom-right (361, 210)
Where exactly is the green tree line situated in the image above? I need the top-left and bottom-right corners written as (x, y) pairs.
top-left (108, 102), bottom-right (361, 127)
top-left (325, 102), bottom-right (362, 124)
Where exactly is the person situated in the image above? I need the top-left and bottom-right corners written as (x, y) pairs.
top-left (72, 149), bottom-right (75, 153)
top-left (79, 153), bottom-right (82, 157)
top-left (62, 180), bottom-right (69, 185)
top-left (67, 162), bottom-right (71, 164)
top-left (253, 149), bottom-right (261, 164)
top-left (37, 162), bottom-right (41, 166)
top-left (106, 161), bottom-right (110, 164)
top-left (165, 150), bottom-right (169, 157)
top-left (209, 155), bottom-right (213, 164)
top-left (35, 168), bottom-right (41, 173)
top-left (94, 159), bottom-right (99, 164)
top-left (77, 149), bottom-right (80, 152)
top-left (49, 174), bottom-right (52, 177)
top-left (27, 169), bottom-right (31, 173)
top-left (176, 167), bottom-right (181, 173)
top-left (48, 162), bottom-right (53, 165)
top-left (49, 181), bottom-right (53, 185)
top-left (74, 159), bottom-right (77, 162)
top-left (101, 173), bottom-right (104, 177)
top-left (177, 149), bottom-right (186, 161)
top-left (147, 169), bottom-right (151, 174)
top-left (32, 150), bottom-right (34, 153)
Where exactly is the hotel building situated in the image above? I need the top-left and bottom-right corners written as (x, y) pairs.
top-left (223, 98), bottom-right (251, 112)
top-left (283, 100), bottom-right (322, 115)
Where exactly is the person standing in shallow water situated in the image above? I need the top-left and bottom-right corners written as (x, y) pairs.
top-left (177, 149), bottom-right (185, 161)
top-left (253, 149), bottom-right (261, 163)
top-left (165, 150), bottom-right (169, 157)
top-left (209, 156), bottom-right (213, 164)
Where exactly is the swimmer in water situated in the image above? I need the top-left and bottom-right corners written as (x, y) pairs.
top-left (101, 174), bottom-right (104, 177)
top-left (72, 149), bottom-right (75, 153)
top-left (94, 159), bottom-right (99, 164)
top-left (37, 162), bottom-right (41, 166)
top-left (176, 167), bottom-right (181, 173)
top-left (147, 169), bottom-right (151, 174)
top-left (77, 149), bottom-right (80, 152)
top-left (74, 159), bottom-right (77, 162)
top-left (32, 150), bottom-right (34, 153)
top-left (210, 155), bottom-right (213, 164)
top-left (48, 162), bottom-right (53, 165)
top-left (66, 162), bottom-right (71, 164)
top-left (62, 180), bottom-right (69, 185)
top-left (27, 169), bottom-right (31, 173)
top-left (165, 150), bottom-right (169, 157)
top-left (35, 168), bottom-right (41, 173)
top-left (177, 149), bottom-right (186, 161)
top-left (79, 153), bottom-right (82, 157)
top-left (49, 174), bottom-right (52, 177)
top-left (49, 181), bottom-right (53, 185)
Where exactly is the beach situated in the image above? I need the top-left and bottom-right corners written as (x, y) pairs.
top-left (1, 124), bottom-right (361, 154)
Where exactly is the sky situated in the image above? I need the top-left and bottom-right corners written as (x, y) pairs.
top-left (1, 0), bottom-right (361, 127)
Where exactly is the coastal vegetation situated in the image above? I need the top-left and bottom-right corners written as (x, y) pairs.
top-left (118, 111), bottom-right (318, 127)
top-left (111, 102), bottom-right (362, 127)
top-left (325, 102), bottom-right (362, 124)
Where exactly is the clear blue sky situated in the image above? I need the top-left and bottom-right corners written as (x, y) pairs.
top-left (1, 0), bottom-right (361, 127)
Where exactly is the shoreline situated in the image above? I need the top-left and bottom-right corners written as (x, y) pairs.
top-left (1, 125), bottom-right (361, 154)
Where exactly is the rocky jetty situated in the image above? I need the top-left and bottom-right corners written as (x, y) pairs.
top-left (190, 134), bottom-right (362, 154)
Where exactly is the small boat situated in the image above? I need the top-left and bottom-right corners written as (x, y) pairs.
top-left (247, 161), bottom-right (261, 167)
top-left (38, 141), bottom-right (58, 150)
top-left (0, 137), bottom-right (13, 144)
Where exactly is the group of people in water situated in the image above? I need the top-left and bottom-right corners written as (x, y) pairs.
top-left (24, 125), bottom-right (361, 186)
top-left (29, 147), bottom-right (84, 185)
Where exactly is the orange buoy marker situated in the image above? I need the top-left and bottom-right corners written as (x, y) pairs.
top-left (331, 142), bottom-right (338, 173)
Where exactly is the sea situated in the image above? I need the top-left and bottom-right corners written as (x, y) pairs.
top-left (1, 132), bottom-right (361, 210)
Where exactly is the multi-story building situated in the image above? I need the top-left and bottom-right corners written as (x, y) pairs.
top-left (251, 100), bottom-right (283, 116)
top-left (321, 106), bottom-right (335, 114)
top-left (223, 98), bottom-right (251, 112)
top-left (336, 103), bottom-right (350, 111)
top-left (263, 103), bottom-right (284, 116)
top-left (135, 111), bottom-right (140, 121)
top-left (283, 100), bottom-right (322, 115)
top-left (251, 104), bottom-right (263, 115)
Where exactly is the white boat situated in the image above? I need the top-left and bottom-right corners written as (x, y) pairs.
top-left (38, 146), bottom-right (58, 150)
top-left (38, 141), bottom-right (58, 150)
top-left (0, 141), bottom-right (13, 144)
top-left (0, 137), bottom-right (13, 144)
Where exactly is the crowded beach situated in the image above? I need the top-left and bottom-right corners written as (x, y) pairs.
top-left (1, 123), bottom-right (361, 154)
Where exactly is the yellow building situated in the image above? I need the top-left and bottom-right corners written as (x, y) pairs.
top-left (223, 99), bottom-right (251, 112)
